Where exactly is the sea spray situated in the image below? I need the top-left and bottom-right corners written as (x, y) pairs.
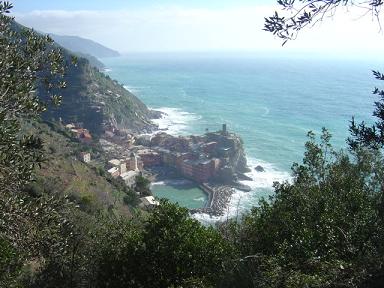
top-left (150, 107), bottom-right (201, 136)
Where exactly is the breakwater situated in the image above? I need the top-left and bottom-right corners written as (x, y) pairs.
top-left (190, 183), bottom-right (234, 216)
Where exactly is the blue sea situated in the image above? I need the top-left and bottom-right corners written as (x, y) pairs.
top-left (103, 52), bottom-right (381, 222)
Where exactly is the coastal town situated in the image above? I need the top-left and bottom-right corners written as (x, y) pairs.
top-left (65, 121), bottom-right (253, 215)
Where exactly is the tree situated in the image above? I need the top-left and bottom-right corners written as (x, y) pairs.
top-left (0, 3), bottom-right (81, 287)
top-left (135, 174), bottom-right (151, 196)
top-left (231, 130), bottom-right (384, 287)
top-left (0, 1), bottom-right (66, 193)
top-left (93, 201), bottom-right (233, 288)
top-left (264, 0), bottom-right (382, 45)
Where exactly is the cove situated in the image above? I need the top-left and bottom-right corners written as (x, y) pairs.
top-left (151, 180), bottom-right (208, 209)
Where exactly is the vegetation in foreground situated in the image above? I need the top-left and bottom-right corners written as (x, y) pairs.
top-left (1, 1), bottom-right (384, 287)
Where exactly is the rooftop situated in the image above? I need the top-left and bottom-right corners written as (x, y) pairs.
top-left (140, 196), bottom-right (159, 206)
top-left (108, 159), bottom-right (121, 166)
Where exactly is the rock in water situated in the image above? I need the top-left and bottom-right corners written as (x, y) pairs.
top-left (255, 165), bottom-right (265, 172)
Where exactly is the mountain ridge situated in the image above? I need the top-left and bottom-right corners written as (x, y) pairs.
top-left (51, 34), bottom-right (120, 58)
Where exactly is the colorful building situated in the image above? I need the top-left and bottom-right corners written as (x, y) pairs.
top-left (138, 149), bottom-right (161, 167)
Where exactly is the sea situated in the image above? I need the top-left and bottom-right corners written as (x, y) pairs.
top-left (103, 52), bottom-right (382, 223)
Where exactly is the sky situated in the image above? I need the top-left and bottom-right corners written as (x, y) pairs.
top-left (11, 0), bottom-right (384, 56)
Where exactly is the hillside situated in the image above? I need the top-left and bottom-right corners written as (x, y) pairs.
top-left (51, 34), bottom-right (120, 58)
top-left (75, 51), bottom-right (106, 70)
top-left (23, 120), bottom-right (138, 216)
top-left (40, 54), bottom-right (157, 135)
top-left (11, 21), bottom-right (156, 135)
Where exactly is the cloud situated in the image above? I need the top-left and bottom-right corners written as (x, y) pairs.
top-left (13, 5), bottom-right (384, 55)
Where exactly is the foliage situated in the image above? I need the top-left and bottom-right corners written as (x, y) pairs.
top-left (39, 38), bottom-right (154, 135)
top-left (92, 201), bottom-right (232, 288)
top-left (0, 3), bottom-right (74, 287)
top-left (349, 70), bottom-right (384, 148)
top-left (263, 0), bottom-right (382, 46)
top-left (230, 130), bottom-right (384, 287)
top-left (135, 174), bottom-right (151, 196)
top-left (0, 2), bottom-right (66, 193)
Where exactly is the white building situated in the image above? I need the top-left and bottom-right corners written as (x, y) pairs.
top-left (108, 159), bottom-right (121, 167)
top-left (107, 167), bottom-right (120, 178)
top-left (79, 152), bottom-right (91, 163)
top-left (139, 196), bottom-right (160, 210)
top-left (120, 170), bottom-right (139, 188)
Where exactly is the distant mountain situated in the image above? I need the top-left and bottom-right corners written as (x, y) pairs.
top-left (75, 52), bottom-right (106, 70)
top-left (51, 34), bottom-right (120, 58)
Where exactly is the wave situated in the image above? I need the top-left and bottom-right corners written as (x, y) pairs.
top-left (151, 181), bottom-right (166, 186)
top-left (192, 157), bottom-right (292, 225)
top-left (194, 197), bottom-right (206, 202)
top-left (150, 107), bottom-right (201, 136)
top-left (262, 106), bottom-right (270, 117)
top-left (123, 85), bottom-right (151, 95)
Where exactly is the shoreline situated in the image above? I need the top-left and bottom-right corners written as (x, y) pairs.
top-left (147, 166), bottom-right (234, 216)
top-left (100, 103), bottom-right (291, 220)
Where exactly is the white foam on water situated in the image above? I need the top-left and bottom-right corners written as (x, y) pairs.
top-left (123, 85), bottom-right (151, 95)
top-left (194, 197), bottom-right (206, 202)
top-left (151, 181), bottom-right (166, 186)
top-left (240, 158), bottom-right (292, 190)
top-left (151, 107), bottom-right (201, 136)
top-left (262, 106), bottom-right (270, 117)
top-left (192, 157), bottom-right (292, 225)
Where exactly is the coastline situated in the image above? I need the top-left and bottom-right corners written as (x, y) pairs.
top-left (147, 165), bottom-right (235, 216)
top-left (143, 108), bottom-right (292, 220)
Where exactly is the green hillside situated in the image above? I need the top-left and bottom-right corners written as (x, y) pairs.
top-left (40, 54), bottom-right (157, 135)
top-left (23, 120), bottom-right (138, 216)
top-left (11, 21), bottom-right (157, 135)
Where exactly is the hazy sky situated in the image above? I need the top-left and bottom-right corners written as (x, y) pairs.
top-left (12, 0), bottom-right (384, 55)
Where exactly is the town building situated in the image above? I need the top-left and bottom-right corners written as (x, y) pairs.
top-left (108, 159), bottom-right (127, 174)
top-left (180, 158), bottom-right (218, 183)
top-left (160, 149), bottom-right (178, 168)
top-left (120, 170), bottom-right (139, 188)
top-left (79, 130), bottom-right (92, 144)
top-left (139, 196), bottom-right (160, 210)
top-left (127, 152), bottom-right (138, 171)
top-left (69, 126), bottom-right (93, 144)
top-left (201, 142), bottom-right (218, 154)
top-left (137, 157), bottom-right (144, 171)
top-left (108, 159), bottom-right (121, 167)
top-left (79, 152), bottom-right (91, 163)
top-left (137, 149), bottom-right (161, 167)
top-left (107, 167), bottom-right (120, 178)
top-left (65, 123), bottom-right (76, 129)
top-left (119, 162), bottom-right (127, 174)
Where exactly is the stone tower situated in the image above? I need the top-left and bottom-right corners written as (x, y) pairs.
top-left (129, 152), bottom-right (138, 171)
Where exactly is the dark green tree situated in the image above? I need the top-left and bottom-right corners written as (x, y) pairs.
top-left (93, 201), bottom-right (233, 288)
top-left (229, 130), bottom-right (384, 287)
top-left (0, 3), bottom-right (82, 287)
top-left (135, 174), bottom-right (151, 196)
